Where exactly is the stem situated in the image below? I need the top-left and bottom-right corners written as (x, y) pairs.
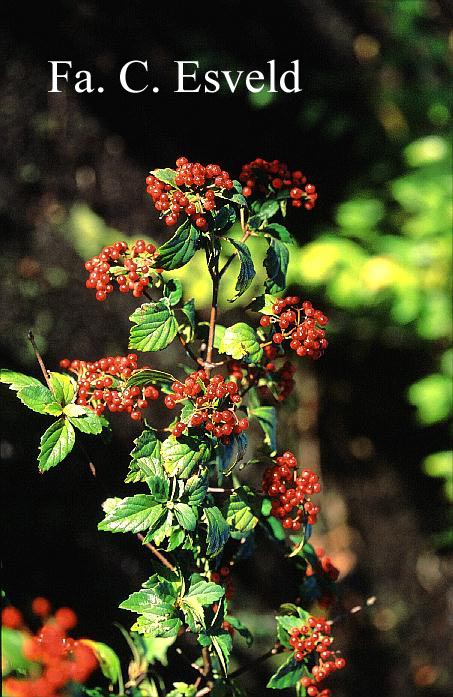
top-left (136, 533), bottom-right (176, 573)
top-left (228, 644), bottom-right (285, 679)
top-left (27, 331), bottom-right (52, 391)
top-left (201, 646), bottom-right (213, 686)
top-left (205, 274), bottom-right (219, 378)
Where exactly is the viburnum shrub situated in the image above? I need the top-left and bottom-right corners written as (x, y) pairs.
top-left (1, 157), bottom-right (349, 697)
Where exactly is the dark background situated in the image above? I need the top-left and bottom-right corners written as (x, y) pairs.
top-left (1, 1), bottom-right (452, 696)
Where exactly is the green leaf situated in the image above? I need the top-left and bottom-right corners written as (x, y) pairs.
top-left (219, 323), bottom-right (263, 363)
top-left (276, 609), bottom-right (311, 647)
top-left (212, 204), bottom-right (237, 232)
top-left (127, 428), bottom-right (163, 483)
top-left (126, 369), bottom-right (176, 388)
top-left (181, 299), bottom-right (196, 340)
top-left (227, 239), bottom-right (256, 301)
top-left (166, 683), bottom-right (197, 697)
top-left (1, 627), bottom-right (30, 675)
top-left (174, 503), bottom-right (197, 531)
top-left (120, 587), bottom-right (176, 618)
top-left (0, 369), bottom-right (42, 392)
top-left (155, 219), bottom-right (200, 270)
top-left (265, 223), bottom-right (295, 244)
top-left (167, 527), bottom-right (186, 551)
top-left (225, 487), bottom-right (259, 534)
top-left (81, 640), bottom-right (121, 685)
top-left (250, 406), bottom-right (277, 453)
top-left (69, 408), bottom-right (109, 434)
top-left (267, 654), bottom-right (308, 689)
top-left (129, 301), bottom-right (179, 352)
top-left (140, 635), bottom-right (176, 667)
top-left (98, 495), bottom-right (164, 533)
top-left (217, 180), bottom-right (248, 207)
top-left (49, 372), bottom-right (76, 405)
top-left (147, 474), bottom-right (170, 502)
top-left (204, 506), bottom-right (230, 556)
top-left (185, 574), bottom-right (225, 606)
top-left (17, 385), bottom-right (62, 416)
top-left (264, 238), bottom-right (289, 293)
top-left (132, 615), bottom-right (182, 638)
top-left (164, 279), bottom-right (183, 306)
top-left (211, 631), bottom-right (233, 676)
top-left (224, 616), bottom-right (253, 646)
top-left (183, 474), bottom-right (208, 507)
top-left (161, 435), bottom-right (210, 478)
top-left (63, 403), bottom-right (87, 418)
top-left (247, 293), bottom-right (279, 315)
top-left (151, 168), bottom-right (177, 187)
top-left (259, 199), bottom-right (280, 220)
top-left (38, 418), bottom-right (75, 472)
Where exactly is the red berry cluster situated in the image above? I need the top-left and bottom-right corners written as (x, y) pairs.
top-left (85, 240), bottom-right (160, 301)
top-left (260, 298), bottom-right (328, 360)
top-left (227, 359), bottom-right (296, 402)
top-left (2, 601), bottom-right (98, 697)
top-left (262, 451), bottom-right (321, 530)
top-left (146, 157), bottom-right (234, 231)
top-left (290, 617), bottom-right (346, 696)
top-left (211, 565), bottom-right (235, 601)
top-left (239, 158), bottom-right (317, 210)
top-left (59, 354), bottom-right (159, 421)
top-left (164, 370), bottom-right (248, 443)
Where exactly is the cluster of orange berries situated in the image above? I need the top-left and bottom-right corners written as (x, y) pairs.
top-left (59, 354), bottom-right (159, 421)
top-left (239, 158), bottom-right (317, 210)
top-left (262, 451), bottom-right (321, 531)
top-left (260, 298), bottom-right (328, 360)
top-left (164, 371), bottom-right (248, 443)
top-left (145, 157), bottom-right (235, 231)
top-left (290, 616), bottom-right (345, 696)
top-left (2, 599), bottom-right (98, 697)
top-left (85, 240), bottom-right (161, 302)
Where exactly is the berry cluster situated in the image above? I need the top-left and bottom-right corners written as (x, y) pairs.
top-left (239, 158), bottom-right (317, 210)
top-left (2, 601), bottom-right (98, 697)
top-left (59, 354), bottom-right (159, 421)
top-left (262, 451), bottom-right (321, 530)
top-left (146, 157), bottom-right (234, 231)
top-left (85, 240), bottom-right (160, 301)
top-left (289, 617), bottom-right (346, 696)
top-left (227, 358), bottom-right (296, 402)
top-left (260, 298), bottom-right (328, 360)
top-left (211, 565), bottom-right (235, 601)
top-left (164, 370), bottom-right (248, 443)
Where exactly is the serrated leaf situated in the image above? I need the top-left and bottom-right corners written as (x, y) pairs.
top-left (69, 408), bottom-right (109, 434)
top-left (120, 587), bottom-right (176, 618)
top-left (227, 239), bottom-right (256, 301)
top-left (80, 640), bottom-right (121, 685)
top-left (164, 279), bottom-right (183, 306)
top-left (224, 615), bottom-right (253, 646)
top-left (264, 238), bottom-right (289, 293)
top-left (38, 418), bottom-right (75, 472)
top-left (161, 435), bottom-right (210, 478)
top-left (212, 204), bottom-right (237, 232)
top-left (0, 369), bottom-right (43, 392)
top-left (126, 369), bottom-right (175, 387)
top-left (219, 323), bottom-right (262, 363)
top-left (151, 168), bottom-right (177, 187)
top-left (17, 385), bottom-right (62, 416)
top-left (167, 527), bottom-right (186, 551)
top-left (225, 487), bottom-right (259, 534)
top-left (211, 631), bottom-right (233, 676)
top-left (98, 495), bottom-right (164, 533)
top-left (204, 506), bottom-right (230, 557)
top-left (147, 474), bottom-right (170, 502)
top-left (185, 574), bottom-right (225, 606)
top-left (132, 615), bottom-right (183, 638)
top-left (183, 474), bottom-right (208, 507)
top-left (259, 199), bottom-right (280, 220)
top-left (127, 429), bottom-right (163, 483)
top-left (250, 406), bottom-right (277, 453)
top-left (49, 372), bottom-right (76, 405)
top-left (155, 219), bottom-right (200, 271)
top-left (267, 654), bottom-right (308, 689)
top-left (129, 301), bottom-right (178, 352)
top-left (63, 403), bottom-right (87, 418)
top-left (265, 223), bottom-right (295, 244)
top-left (174, 503), bottom-right (197, 531)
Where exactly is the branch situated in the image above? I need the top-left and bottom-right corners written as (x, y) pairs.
top-left (228, 643), bottom-right (285, 679)
top-left (27, 330), bottom-right (52, 391)
top-left (136, 533), bottom-right (176, 573)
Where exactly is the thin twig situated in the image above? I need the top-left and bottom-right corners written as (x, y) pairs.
top-left (27, 331), bottom-right (52, 391)
top-left (228, 644), bottom-right (285, 679)
top-left (136, 533), bottom-right (176, 573)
